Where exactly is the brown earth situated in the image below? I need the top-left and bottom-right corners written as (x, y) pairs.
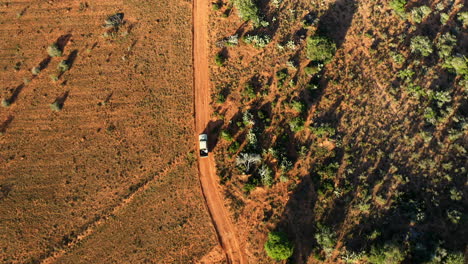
top-left (0, 0), bottom-right (218, 263)
top-left (194, 0), bottom-right (246, 263)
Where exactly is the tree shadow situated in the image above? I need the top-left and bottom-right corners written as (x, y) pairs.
top-left (316, 0), bottom-right (357, 48)
top-left (6, 84), bottom-right (25, 105)
top-left (0, 183), bottom-right (13, 200)
top-left (52, 91), bottom-right (70, 110)
top-left (38, 57), bottom-right (51, 70)
top-left (55, 34), bottom-right (72, 52)
top-left (0, 115), bottom-right (14, 134)
top-left (58, 49), bottom-right (78, 79)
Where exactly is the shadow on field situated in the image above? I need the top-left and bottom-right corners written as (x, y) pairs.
top-left (0, 115), bottom-right (14, 134)
top-left (6, 83), bottom-right (25, 105)
top-left (52, 91), bottom-right (70, 110)
top-left (56, 34), bottom-right (72, 52)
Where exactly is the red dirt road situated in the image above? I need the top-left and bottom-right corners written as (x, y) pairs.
top-left (193, 0), bottom-right (247, 264)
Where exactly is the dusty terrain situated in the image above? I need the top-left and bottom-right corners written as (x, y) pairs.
top-left (194, 0), bottom-right (246, 263)
top-left (0, 0), bottom-right (218, 263)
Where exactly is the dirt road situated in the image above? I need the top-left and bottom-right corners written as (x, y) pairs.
top-left (193, 0), bottom-right (247, 264)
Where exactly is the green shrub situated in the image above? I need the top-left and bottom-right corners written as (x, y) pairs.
top-left (315, 223), bottom-right (336, 256)
top-left (276, 69), bottom-right (288, 87)
top-left (216, 93), bottom-right (226, 103)
top-left (50, 101), bottom-right (63, 112)
top-left (243, 182), bottom-right (256, 193)
top-left (440, 13), bottom-right (449, 24)
top-left (410, 5), bottom-right (431, 23)
top-left (445, 252), bottom-right (465, 264)
top-left (228, 141), bottom-right (240, 153)
top-left (290, 100), bottom-right (305, 113)
top-left (244, 34), bottom-right (271, 48)
top-left (410, 36), bottom-right (433, 56)
top-left (317, 162), bottom-right (339, 178)
top-left (436, 33), bottom-right (457, 58)
top-left (458, 12), bottom-right (468, 27)
top-left (104, 13), bottom-right (124, 28)
top-left (1, 98), bottom-right (11, 108)
top-left (289, 117), bottom-right (305, 132)
top-left (310, 123), bottom-right (336, 138)
top-left (57, 60), bottom-right (69, 72)
top-left (424, 107), bottom-right (438, 125)
top-left (212, 2), bottom-right (221, 10)
top-left (390, 0), bottom-right (407, 18)
top-left (368, 243), bottom-right (405, 264)
top-left (304, 64), bottom-right (323, 76)
top-left (306, 36), bottom-right (336, 63)
top-left (398, 69), bottom-right (415, 80)
top-left (243, 83), bottom-right (256, 99)
top-left (221, 130), bottom-right (233, 141)
top-left (31, 67), bottom-right (41, 75)
top-left (444, 56), bottom-right (468, 76)
top-left (264, 231), bottom-right (294, 260)
top-left (259, 164), bottom-right (273, 187)
top-left (47, 43), bottom-right (62, 57)
top-left (232, 0), bottom-right (260, 26)
top-left (50, 74), bottom-right (59, 82)
top-left (447, 209), bottom-right (461, 224)
top-left (215, 53), bottom-right (225, 66)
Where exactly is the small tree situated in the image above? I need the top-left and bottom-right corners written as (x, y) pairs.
top-left (1, 98), bottom-right (11, 108)
top-left (259, 164), bottom-right (273, 187)
top-left (306, 36), bottom-right (336, 63)
top-left (47, 43), bottom-right (62, 57)
top-left (264, 231), bottom-right (294, 261)
top-left (57, 60), bottom-right (70, 72)
top-left (410, 36), bottom-right (433, 56)
top-left (50, 101), bottom-right (63, 111)
top-left (31, 67), bottom-right (41, 75)
top-left (232, 0), bottom-right (260, 26)
top-left (236, 153), bottom-right (261, 172)
top-left (390, 0), bottom-right (407, 18)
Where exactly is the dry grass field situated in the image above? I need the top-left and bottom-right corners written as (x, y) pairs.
top-left (0, 0), bottom-right (217, 263)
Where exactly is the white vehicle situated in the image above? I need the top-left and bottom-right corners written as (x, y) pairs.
top-left (199, 134), bottom-right (208, 157)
